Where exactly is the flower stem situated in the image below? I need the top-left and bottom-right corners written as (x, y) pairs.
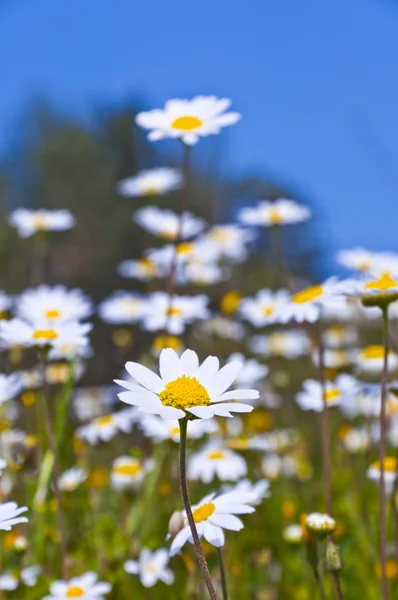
top-left (178, 417), bottom-right (218, 600)
top-left (379, 306), bottom-right (389, 600)
top-left (332, 572), bottom-right (343, 600)
top-left (216, 547), bottom-right (229, 600)
top-left (317, 329), bottom-right (332, 515)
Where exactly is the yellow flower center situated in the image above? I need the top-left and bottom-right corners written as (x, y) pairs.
top-left (268, 208), bottom-right (282, 224)
top-left (373, 457), bottom-right (397, 472)
top-left (45, 309), bottom-right (61, 319)
top-left (263, 305), bottom-right (274, 316)
top-left (32, 215), bottom-right (50, 229)
top-left (66, 587), bottom-right (84, 598)
top-left (138, 258), bottom-right (156, 275)
top-left (227, 438), bottom-right (249, 449)
top-left (166, 307), bottom-right (182, 317)
top-left (171, 116), bottom-right (203, 131)
top-left (325, 388), bottom-right (341, 403)
top-left (362, 345), bottom-right (385, 360)
top-left (32, 329), bottom-right (58, 341)
top-left (365, 273), bottom-right (398, 292)
top-left (159, 375), bottom-right (210, 410)
top-left (292, 285), bottom-right (323, 304)
top-left (176, 242), bottom-right (193, 255)
top-left (209, 229), bottom-right (230, 242)
top-left (153, 335), bottom-right (182, 353)
top-left (207, 451), bottom-right (225, 460)
top-left (143, 187), bottom-right (159, 196)
top-left (114, 463), bottom-right (141, 476)
top-left (96, 415), bottom-right (113, 427)
top-left (192, 502), bottom-right (216, 523)
top-left (358, 261), bottom-right (370, 271)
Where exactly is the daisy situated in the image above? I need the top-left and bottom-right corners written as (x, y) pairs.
top-left (16, 285), bottom-right (92, 324)
top-left (356, 345), bottom-right (398, 376)
top-left (336, 248), bottom-right (398, 276)
top-left (169, 489), bottom-right (256, 556)
top-left (136, 96), bottom-right (241, 145)
top-left (341, 427), bottom-right (371, 454)
top-left (98, 292), bottom-right (148, 324)
top-left (199, 225), bottom-right (256, 262)
top-left (201, 316), bottom-right (245, 341)
top-left (58, 467), bottom-right (87, 492)
top-left (225, 479), bottom-right (270, 505)
top-left (296, 375), bottom-right (360, 412)
top-left (249, 331), bottom-right (310, 358)
top-left (139, 415), bottom-right (218, 443)
top-left (116, 348), bottom-right (258, 420)
top-left (0, 574), bottom-right (18, 591)
top-left (367, 458), bottom-right (398, 494)
top-left (9, 209), bottom-right (75, 238)
top-left (305, 513), bottom-right (336, 536)
top-left (118, 257), bottom-right (162, 281)
top-left (73, 387), bottom-right (114, 422)
top-left (188, 446), bottom-right (247, 483)
top-left (43, 572), bottom-right (111, 600)
top-left (0, 374), bottom-right (22, 406)
top-left (124, 548), bottom-right (174, 588)
top-left (283, 524), bottom-right (303, 544)
top-left (183, 260), bottom-right (228, 286)
top-left (239, 289), bottom-right (289, 327)
top-left (117, 167), bottom-right (182, 197)
top-left (227, 353), bottom-right (268, 387)
top-left (0, 318), bottom-right (92, 350)
top-left (273, 278), bottom-right (344, 323)
top-left (312, 348), bottom-right (355, 369)
top-left (21, 566), bottom-right (41, 587)
top-left (141, 292), bottom-right (209, 335)
top-left (76, 412), bottom-right (135, 445)
top-left (134, 206), bottom-right (206, 240)
top-left (340, 272), bottom-right (398, 308)
top-left (0, 502), bottom-right (28, 531)
top-left (111, 456), bottom-right (154, 490)
top-left (323, 325), bottom-right (358, 349)
top-left (238, 199), bottom-right (311, 227)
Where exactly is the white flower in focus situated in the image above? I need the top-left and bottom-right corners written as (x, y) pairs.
top-left (118, 168), bottom-right (182, 197)
top-left (0, 502), bottom-right (28, 530)
top-left (296, 375), bottom-right (360, 412)
top-left (169, 489), bottom-right (256, 556)
top-left (238, 199), bottom-right (311, 227)
top-left (98, 292), bottom-right (148, 324)
top-left (111, 456), bottom-right (154, 490)
top-left (239, 289), bottom-right (289, 327)
top-left (9, 209), bottom-right (75, 238)
top-left (305, 513), bottom-right (336, 535)
top-left (58, 468), bottom-right (87, 492)
top-left (139, 415), bottom-right (218, 443)
top-left (136, 96), bottom-right (241, 145)
top-left (142, 292), bottom-right (209, 335)
top-left (116, 348), bottom-right (258, 421)
top-left (124, 548), bottom-right (174, 588)
top-left (273, 278), bottom-right (344, 324)
top-left (16, 286), bottom-right (92, 324)
top-left (249, 331), bottom-right (310, 358)
top-left (188, 446), bottom-right (247, 483)
top-left (134, 206), bottom-right (206, 240)
top-left (42, 572), bottom-right (111, 599)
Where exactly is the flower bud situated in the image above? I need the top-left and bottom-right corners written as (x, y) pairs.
top-left (325, 539), bottom-right (343, 573)
top-left (168, 511), bottom-right (185, 536)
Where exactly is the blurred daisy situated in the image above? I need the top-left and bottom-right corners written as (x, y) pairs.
top-left (323, 325), bottom-right (358, 349)
top-left (16, 285), bottom-right (92, 324)
top-left (134, 206), bottom-right (205, 240)
top-left (340, 272), bottom-right (398, 307)
top-left (43, 572), bottom-right (111, 599)
top-left (336, 248), bottom-right (398, 275)
top-left (76, 412), bottom-right (135, 445)
top-left (0, 502), bottom-right (28, 531)
top-left (283, 524), bottom-right (303, 544)
top-left (116, 348), bottom-right (258, 420)
top-left (139, 415), bottom-right (218, 443)
top-left (367, 458), bottom-right (398, 495)
top-left (238, 199), bottom-right (311, 227)
top-left (273, 278), bottom-right (344, 323)
top-left (356, 345), bottom-right (398, 376)
top-left (0, 318), bottom-right (91, 350)
top-left (202, 316), bottom-right (245, 341)
top-left (169, 489), bottom-right (256, 556)
top-left (118, 257), bottom-right (161, 281)
top-left (21, 566), bottom-right (41, 587)
top-left (261, 454), bottom-right (297, 480)
top-left (73, 387), bottom-right (114, 422)
top-left (124, 548), bottom-right (174, 588)
top-left (341, 427), bottom-right (371, 454)
top-left (200, 224), bottom-right (256, 262)
top-left (117, 167), bottom-right (182, 197)
top-left (9, 209), bottom-right (75, 238)
top-left (58, 468), bottom-right (87, 492)
top-left (0, 374), bottom-right (22, 406)
top-left (296, 375), bottom-right (360, 412)
top-left (183, 260), bottom-right (228, 286)
top-left (188, 446), bottom-right (247, 483)
top-left (226, 479), bottom-right (270, 505)
top-left (305, 513), bottom-right (336, 536)
top-left (227, 353), bottom-right (268, 387)
top-left (111, 456), bottom-right (154, 490)
top-left (142, 292), bottom-right (209, 335)
top-left (136, 96), bottom-right (241, 145)
top-left (240, 289), bottom-right (289, 327)
top-left (99, 292), bottom-right (147, 324)
top-left (0, 574), bottom-right (18, 591)
top-left (249, 331), bottom-right (310, 358)
top-left (312, 348), bottom-right (355, 369)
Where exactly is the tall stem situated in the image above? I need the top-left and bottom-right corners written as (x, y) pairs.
top-left (216, 547), bottom-right (228, 600)
top-left (332, 573), bottom-right (343, 600)
top-left (317, 329), bottom-right (332, 514)
top-left (379, 306), bottom-right (389, 600)
top-left (178, 418), bottom-right (218, 600)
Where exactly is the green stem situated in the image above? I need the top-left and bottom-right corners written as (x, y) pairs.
top-left (379, 306), bottom-right (389, 600)
top-left (178, 417), bottom-right (218, 600)
top-left (317, 328), bottom-right (332, 514)
top-left (216, 547), bottom-right (228, 600)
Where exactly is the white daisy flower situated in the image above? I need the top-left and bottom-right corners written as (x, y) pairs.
top-left (0, 502), bottom-right (28, 530)
top-left (134, 206), bottom-right (206, 240)
top-left (0, 574), bottom-right (18, 591)
top-left (339, 272), bottom-right (398, 307)
top-left (98, 291), bottom-right (148, 324)
top-left (0, 291), bottom-right (12, 316)
top-left (58, 467), bottom-right (87, 492)
top-left (225, 479), bottom-right (270, 505)
top-left (238, 199), bottom-right (311, 227)
top-left (296, 375), bottom-right (360, 412)
top-left (0, 318), bottom-right (91, 350)
top-left (239, 289), bottom-right (289, 327)
top-left (283, 524), bottom-right (303, 544)
top-left (336, 248), bottom-right (398, 276)
top-left (249, 331), bottom-right (310, 358)
top-left (367, 458), bottom-right (398, 495)
top-left (199, 225), bottom-right (256, 262)
top-left (312, 348), bottom-right (355, 369)
top-left (227, 353), bottom-right (268, 387)
top-left (323, 325), bottom-right (358, 349)
top-left (0, 374), bottom-right (22, 406)
top-left (141, 292), bottom-right (209, 335)
top-left (73, 387), bottom-right (114, 422)
top-left (111, 456), bottom-right (154, 490)
top-left (355, 345), bottom-right (398, 376)
top-left (43, 572), bottom-right (111, 600)
top-left (16, 285), bottom-right (92, 324)
top-left (118, 257), bottom-right (162, 281)
top-left (188, 445), bottom-right (247, 483)
top-left (76, 412), bottom-right (135, 445)
top-left (305, 513), bottom-right (336, 535)
top-left (136, 96), bottom-right (241, 145)
top-left (261, 454), bottom-right (297, 480)
top-left (183, 261), bottom-right (228, 286)
top-left (139, 415), bottom-right (218, 443)
top-left (124, 548), bottom-right (174, 588)
top-left (117, 167), bottom-right (182, 197)
top-left (9, 209), bottom-right (75, 238)
top-left (116, 348), bottom-right (258, 421)
top-left (273, 278), bottom-right (344, 323)
top-left (342, 427), bottom-right (371, 454)
top-left (169, 489), bottom-right (256, 556)
top-left (21, 566), bottom-right (41, 587)
top-left (201, 316), bottom-right (245, 341)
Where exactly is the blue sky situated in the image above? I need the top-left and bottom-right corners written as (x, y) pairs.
top-left (1, 0), bottom-right (398, 262)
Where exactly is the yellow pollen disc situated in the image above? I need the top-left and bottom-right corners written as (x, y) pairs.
top-left (373, 457), bottom-right (397, 472)
top-left (325, 388), bottom-right (341, 403)
top-left (171, 116), bottom-right (203, 131)
top-left (138, 258), bottom-right (155, 274)
top-left (208, 451), bottom-right (225, 460)
top-left (170, 426), bottom-right (180, 436)
top-left (32, 215), bottom-right (49, 229)
top-left (66, 587), bottom-right (84, 598)
top-left (96, 415), bottom-right (113, 426)
top-left (192, 501), bottom-right (216, 523)
top-left (114, 463), bottom-right (141, 476)
top-left (220, 290), bottom-right (241, 315)
top-left (263, 305), bottom-right (274, 316)
top-left (144, 564), bottom-right (157, 574)
top-left (32, 329), bottom-right (58, 340)
top-left (159, 375), bottom-right (210, 410)
top-left (365, 273), bottom-right (398, 292)
top-left (45, 309), bottom-right (61, 319)
top-left (176, 243), bottom-right (193, 255)
top-left (362, 345), bottom-right (385, 360)
top-left (268, 208), bottom-right (282, 224)
top-left (166, 307), bottom-right (182, 317)
top-left (143, 187), bottom-right (159, 196)
top-left (292, 285), bottom-right (323, 304)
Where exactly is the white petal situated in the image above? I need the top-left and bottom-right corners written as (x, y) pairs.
top-left (203, 522), bottom-right (225, 547)
top-left (209, 361), bottom-right (242, 397)
top-left (195, 356), bottom-right (220, 387)
top-left (180, 349), bottom-right (199, 375)
top-left (209, 513), bottom-right (243, 531)
top-left (213, 402), bottom-right (254, 414)
top-left (158, 406), bottom-right (185, 420)
top-left (159, 348), bottom-right (182, 383)
top-left (125, 362), bottom-right (163, 393)
top-left (212, 389), bottom-right (259, 402)
top-left (170, 527), bottom-right (191, 556)
top-left (187, 406), bottom-right (216, 419)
